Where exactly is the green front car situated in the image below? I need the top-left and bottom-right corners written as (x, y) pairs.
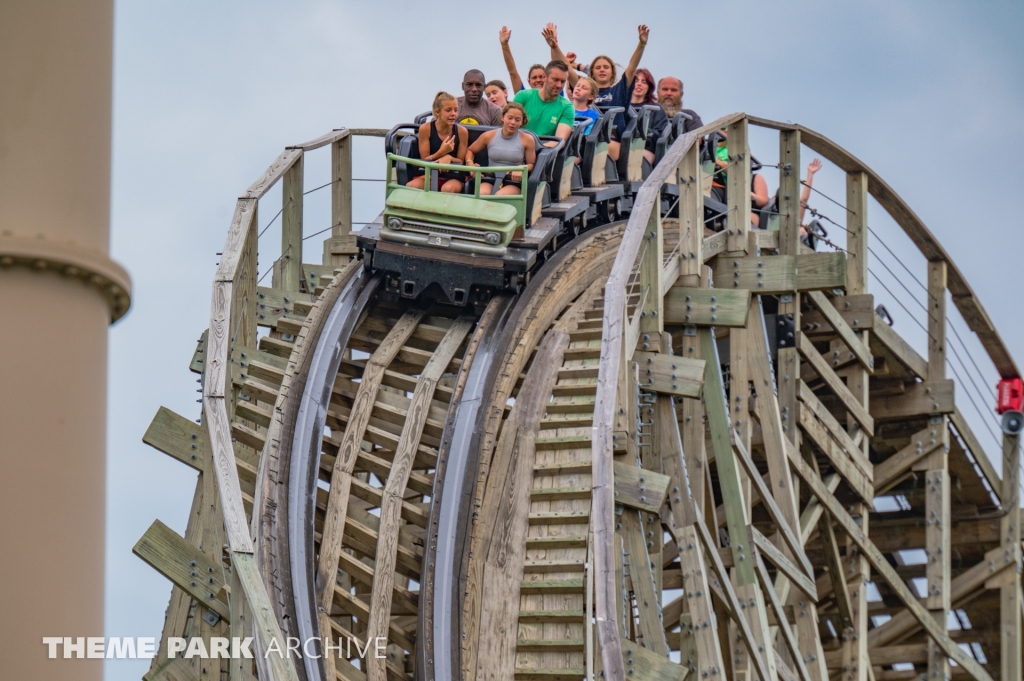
top-left (381, 153), bottom-right (527, 257)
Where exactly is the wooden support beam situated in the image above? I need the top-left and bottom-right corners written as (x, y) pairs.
top-left (133, 519), bottom-right (230, 620)
top-left (753, 552), bottom-right (814, 681)
top-left (638, 207), bottom-right (664, 337)
top-left (678, 142), bottom-right (704, 282)
top-left (613, 460), bottom-right (671, 514)
top-left (279, 152), bottom-right (304, 291)
top-left (788, 452), bottom-right (996, 681)
top-left (869, 379), bottom-right (955, 420)
top-left (796, 332), bottom-right (874, 436)
top-left (664, 286), bottom-right (751, 327)
top-left (364, 317), bottom-right (472, 681)
top-left (315, 310), bottom-right (424, 659)
top-left (951, 407), bottom-right (1001, 504)
top-left (927, 261), bottom-right (947, 380)
top-left (999, 431), bottom-right (1021, 681)
top-left (726, 117), bottom-right (752, 253)
top-left (873, 423), bottom-right (947, 492)
top-left (778, 130), bottom-right (801, 257)
top-left (677, 524), bottom-right (726, 680)
top-left (796, 382), bottom-right (873, 501)
top-left (632, 352), bottom-right (704, 397)
top-left (805, 290), bottom-right (872, 372)
top-left (324, 134), bottom-right (358, 264)
top-left (699, 327), bottom-right (754, 585)
top-left (690, 515), bottom-right (774, 681)
top-left (620, 510), bottom-right (669, 656)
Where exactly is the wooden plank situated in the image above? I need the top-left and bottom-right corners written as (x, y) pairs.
top-left (801, 294), bottom-right (874, 333)
top-left (871, 312), bottom-right (928, 378)
top-left (731, 435), bottom-right (815, 582)
top-left (873, 424), bottom-right (946, 492)
top-left (364, 316), bottom-right (472, 680)
top-left (787, 453), bottom-right (996, 681)
top-left (243, 148), bottom-right (302, 200)
top-left (616, 637), bottom-right (685, 680)
top-left (778, 130), bottom-right (801, 257)
top-left (620, 510), bottom-right (669, 655)
top-left (999, 432), bottom-right (1021, 681)
top-left (133, 519), bottom-right (230, 620)
top-left (638, 207), bottom-right (664, 336)
top-left (797, 393), bottom-right (874, 502)
top-left (796, 252), bottom-right (847, 291)
top-left (632, 352), bottom-right (704, 397)
top-left (805, 290), bottom-right (872, 372)
top-left (315, 310), bottom-right (424, 658)
top-left (869, 379), bottom-right (955, 420)
top-left (279, 153), bottom-right (304, 291)
top-left (712, 254), bottom-right (795, 294)
top-left (702, 231), bottom-right (728, 262)
top-left (798, 381), bottom-right (873, 476)
top-left (950, 407), bottom-right (1002, 503)
top-left (678, 143), bottom-right (704, 280)
top-left (475, 329), bottom-right (569, 681)
top-left (676, 524), bottom-right (724, 679)
top-left (726, 117), bottom-right (751, 253)
top-left (202, 397), bottom-right (253, 553)
top-left (796, 332), bottom-right (874, 435)
top-left (753, 552), bottom-right (814, 681)
top-left (748, 526), bottom-right (816, 601)
top-left (927, 261), bottom-right (947, 379)
top-left (699, 327), bottom-right (755, 584)
top-left (613, 460), bottom-right (671, 514)
top-left (144, 407), bottom-right (205, 472)
top-left (664, 286), bottom-right (751, 326)
top-left (690, 515), bottom-right (774, 681)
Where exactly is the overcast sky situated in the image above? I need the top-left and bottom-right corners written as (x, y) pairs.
top-left (105, 2), bottom-right (1023, 678)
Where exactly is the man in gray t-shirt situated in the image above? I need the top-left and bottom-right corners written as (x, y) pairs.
top-left (457, 69), bottom-right (502, 126)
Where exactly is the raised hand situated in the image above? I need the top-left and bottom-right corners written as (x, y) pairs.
top-left (499, 26), bottom-right (511, 46)
top-left (541, 23), bottom-right (558, 48)
top-left (807, 158), bottom-right (822, 175)
top-left (566, 51), bottom-right (577, 66)
top-left (638, 24), bottom-right (650, 45)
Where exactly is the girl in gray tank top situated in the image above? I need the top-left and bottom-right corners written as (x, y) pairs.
top-left (465, 102), bottom-right (537, 196)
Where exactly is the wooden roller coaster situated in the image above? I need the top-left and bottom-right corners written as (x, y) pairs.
top-left (134, 113), bottom-right (1023, 681)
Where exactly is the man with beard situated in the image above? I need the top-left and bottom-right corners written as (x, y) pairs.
top-left (657, 76), bottom-right (703, 133)
top-left (457, 69), bottom-right (503, 126)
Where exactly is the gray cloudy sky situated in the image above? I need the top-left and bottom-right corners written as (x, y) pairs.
top-left (105, 1), bottom-right (1023, 678)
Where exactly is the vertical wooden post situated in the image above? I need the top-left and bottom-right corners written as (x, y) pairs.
top-left (921, 260), bottom-right (951, 681)
top-left (777, 130), bottom-right (801, 446)
top-left (778, 130), bottom-right (802, 257)
top-left (638, 207), bottom-right (664, 339)
top-left (679, 142), bottom-right (703, 280)
top-left (845, 172), bottom-right (869, 295)
top-left (280, 153), bottom-right (304, 291)
top-left (324, 133), bottom-right (356, 265)
top-left (843, 170), bottom-right (871, 681)
top-left (678, 142), bottom-right (707, 512)
top-left (1001, 431), bottom-right (1021, 681)
top-left (726, 117), bottom-right (751, 253)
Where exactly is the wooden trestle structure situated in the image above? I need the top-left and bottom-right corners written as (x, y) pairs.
top-left (135, 114), bottom-right (1023, 681)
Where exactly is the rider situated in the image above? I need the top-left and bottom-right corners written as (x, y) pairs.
top-left (570, 76), bottom-right (600, 134)
top-left (485, 80), bottom-right (509, 107)
top-left (406, 92), bottom-right (469, 193)
top-left (512, 60), bottom-right (574, 145)
top-left (457, 69), bottom-right (502, 126)
top-left (465, 102), bottom-right (538, 196)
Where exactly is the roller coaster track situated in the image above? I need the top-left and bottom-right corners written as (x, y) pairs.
top-left (135, 117), bottom-right (1023, 681)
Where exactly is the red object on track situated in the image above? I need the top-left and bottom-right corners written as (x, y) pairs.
top-left (997, 378), bottom-right (1023, 414)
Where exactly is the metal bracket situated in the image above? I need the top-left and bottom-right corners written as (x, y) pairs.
top-left (776, 313), bottom-right (796, 348)
top-left (203, 607), bottom-right (221, 627)
top-left (682, 324), bottom-right (697, 337)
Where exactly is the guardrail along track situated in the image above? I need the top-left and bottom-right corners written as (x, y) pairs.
top-left (136, 119), bottom-right (1022, 681)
